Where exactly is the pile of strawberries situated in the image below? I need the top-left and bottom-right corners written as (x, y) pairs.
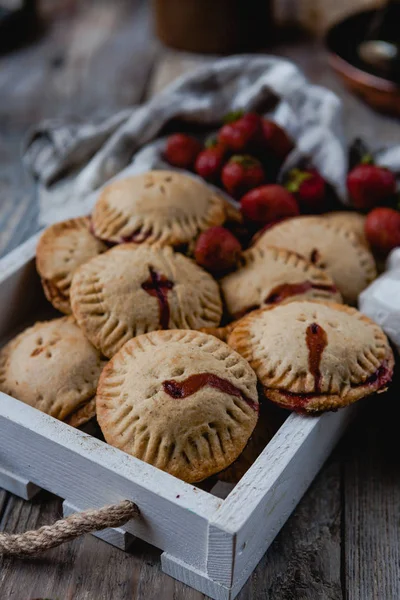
top-left (164, 111), bottom-right (400, 274)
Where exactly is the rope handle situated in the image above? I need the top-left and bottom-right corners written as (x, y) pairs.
top-left (0, 499), bottom-right (139, 557)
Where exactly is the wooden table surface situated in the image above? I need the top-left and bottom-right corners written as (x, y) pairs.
top-left (1, 1), bottom-right (400, 599)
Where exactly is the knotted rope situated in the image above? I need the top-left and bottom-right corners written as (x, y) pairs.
top-left (0, 499), bottom-right (139, 557)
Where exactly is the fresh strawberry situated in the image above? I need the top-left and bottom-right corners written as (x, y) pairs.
top-left (195, 226), bottom-right (242, 275)
top-left (286, 168), bottom-right (327, 213)
top-left (164, 134), bottom-right (202, 169)
top-left (195, 146), bottom-right (226, 182)
top-left (218, 112), bottom-right (263, 152)
top-left (241, 184), bottom-right (299, 228)
top-left (365, 207), bottom-right (400, 256)
top-left (221, 155), bottom-right (265, 199)
top-left (347, 164), bottom-right (396, 210)
top-left (262, 119), bottom-right (294, 160)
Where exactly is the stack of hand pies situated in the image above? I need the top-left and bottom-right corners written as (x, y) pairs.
top-left (0, 170), bottom-right (394, 484)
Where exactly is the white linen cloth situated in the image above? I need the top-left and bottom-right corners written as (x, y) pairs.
top-left (24, 54), bottom-right (349, 226)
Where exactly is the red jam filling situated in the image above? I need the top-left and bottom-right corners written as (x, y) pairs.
top-left (162, 373), bottom-right (259, 412)
top-left (141, 266), bottom-right (174, 329)
top-left (233, 282), bottom-right (338, 319)
top-left (268, 359), bottom-right (393, 412)
top-left (306, 322), bottom-right (328, 393)
top-left (363, 360), bottom-right (392, 388)
top-left (265, 282), bottom-right (337, 305)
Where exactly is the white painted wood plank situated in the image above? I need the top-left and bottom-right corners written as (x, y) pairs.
top-left (0, 393), bottom-right (222, 569)
top-left (0, 232), bottom-right (40, 282)
top-left (0, 465), bottom-right (41, 500)
top-left (207, 526), bottom-right (235, 588)
top-left (208, 407), bottom-right (355, 590)
top-left (0, 236), bottom-right (45, 341)
top-left (63, 500), bottom-right (136, 551)
top-left (161, 553), bottom-right (233, 600)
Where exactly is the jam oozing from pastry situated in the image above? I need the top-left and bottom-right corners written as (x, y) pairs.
top-left (269, 359), bottom-right (393, 413)
top-left (264, 281), bottom-right (337, 305)
top-left (233, 282), bottom-right (338, 319)
top-left (163, 373), bottom-right (258, 412)
top-left (141, 266), bottom-right (174, 329)
top-left (306, 322), bottom-right (328, 393)
top-left (272, 390), bottom-right (316, 411)
top-left (363, 359), bottom-right (392, 389)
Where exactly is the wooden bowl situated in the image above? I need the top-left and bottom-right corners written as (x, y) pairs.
top-left (326, 9), bottom-right (400, 116)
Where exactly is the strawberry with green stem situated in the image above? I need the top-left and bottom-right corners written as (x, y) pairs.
top-left (286, 168), bottom-right (327, 213)
top-left (222, 155), bottom-right (265, 199)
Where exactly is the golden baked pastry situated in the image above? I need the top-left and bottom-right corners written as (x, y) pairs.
top-left (91, 170), bottom-right (226, 247)
top-left (96, 329), bottom-right (259, 483)
top-left (199, 323), bottom-right (237, 343)
top-left (228, 300), bottom-right (394, 414)
top-left (221, 245), bottom-right (342, 318)
top-left (0, 317), bottom-right (105, 423)
top-left (70, 244), bottom-right (222, 358)
top-left (254, 216), bottom-right (376, 304)
top-left (36, 217), bottom-right (107, 314)
top-left (324, 211), bottom-right (367, 246)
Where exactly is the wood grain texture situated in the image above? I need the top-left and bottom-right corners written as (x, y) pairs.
top-left (237, 454), bottom-right (342, 599)
top-left (343, 389), bottom-right (400, 600)
top-left (2, 1), bottom-right (400, 598)
top-left (209, 409), bottom-right (355, 594)
top-left (0, 392), bottom-right (221, 570)
top-left (0, 0), bottom-right (157, 259)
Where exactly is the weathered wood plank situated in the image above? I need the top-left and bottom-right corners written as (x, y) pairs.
top-left (0, 0), bottom-right (157, 259)
top-left (0, 492), bottom-right (206, 600)
top-left (1, 12), bottom-right (400, 600)
top-left (343, 392), bottom-right (400, 600)
top-left (237, 453), bottom-right (342, 599)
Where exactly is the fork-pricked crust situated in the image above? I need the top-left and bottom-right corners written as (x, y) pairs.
top-left (254, 216), bottom-right (376, 304)
top-left (0, 317), bottom-right (106, 422)
top-left (323, 211), bottom-right (367, 246)
top-left (36, 217), bottom-right (107, 314)
top-left (96, 330), bottom-right (259, 483)
top-left (221, 245), bottom-right (342, 318)
top-left (228, 300), bottom-right (394, 414)
top-left (70, 244), bottom-right (222, 358)
top-left (91, 171), bottom-right (226, 247)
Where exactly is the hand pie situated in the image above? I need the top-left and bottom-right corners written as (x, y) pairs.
top-left (254, 216), bottom-right (376, 304)
top-left (96, 330), bottom-right (259, 482)
top-left (91, 170), bottom-right (226, 247)
top-left (228, 300), bottom-right (394, 414)
top-left (70, 244), bottom-right (222, 358)
top-left (221, 245), bottom-right (342, 319)
top-left (0, 317), bottom-right (105, 424)
top-left (36, 217), bottom-right (107, 314)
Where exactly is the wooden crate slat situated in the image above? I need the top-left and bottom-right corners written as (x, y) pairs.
top-left (208, 408), bottom-right (355, 587)
top-left (0, 465), bottom-right (41, 500)
top-left (0, 393), bottom-right (221, 569)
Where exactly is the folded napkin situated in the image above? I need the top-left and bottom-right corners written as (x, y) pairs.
top-left (359, 248), bottom-right (400, 352)
top-left (24, 54), bottom-right (350, 226)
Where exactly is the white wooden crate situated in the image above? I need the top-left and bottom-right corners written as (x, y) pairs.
top-left (0, 234), bottom-right (354, 600)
